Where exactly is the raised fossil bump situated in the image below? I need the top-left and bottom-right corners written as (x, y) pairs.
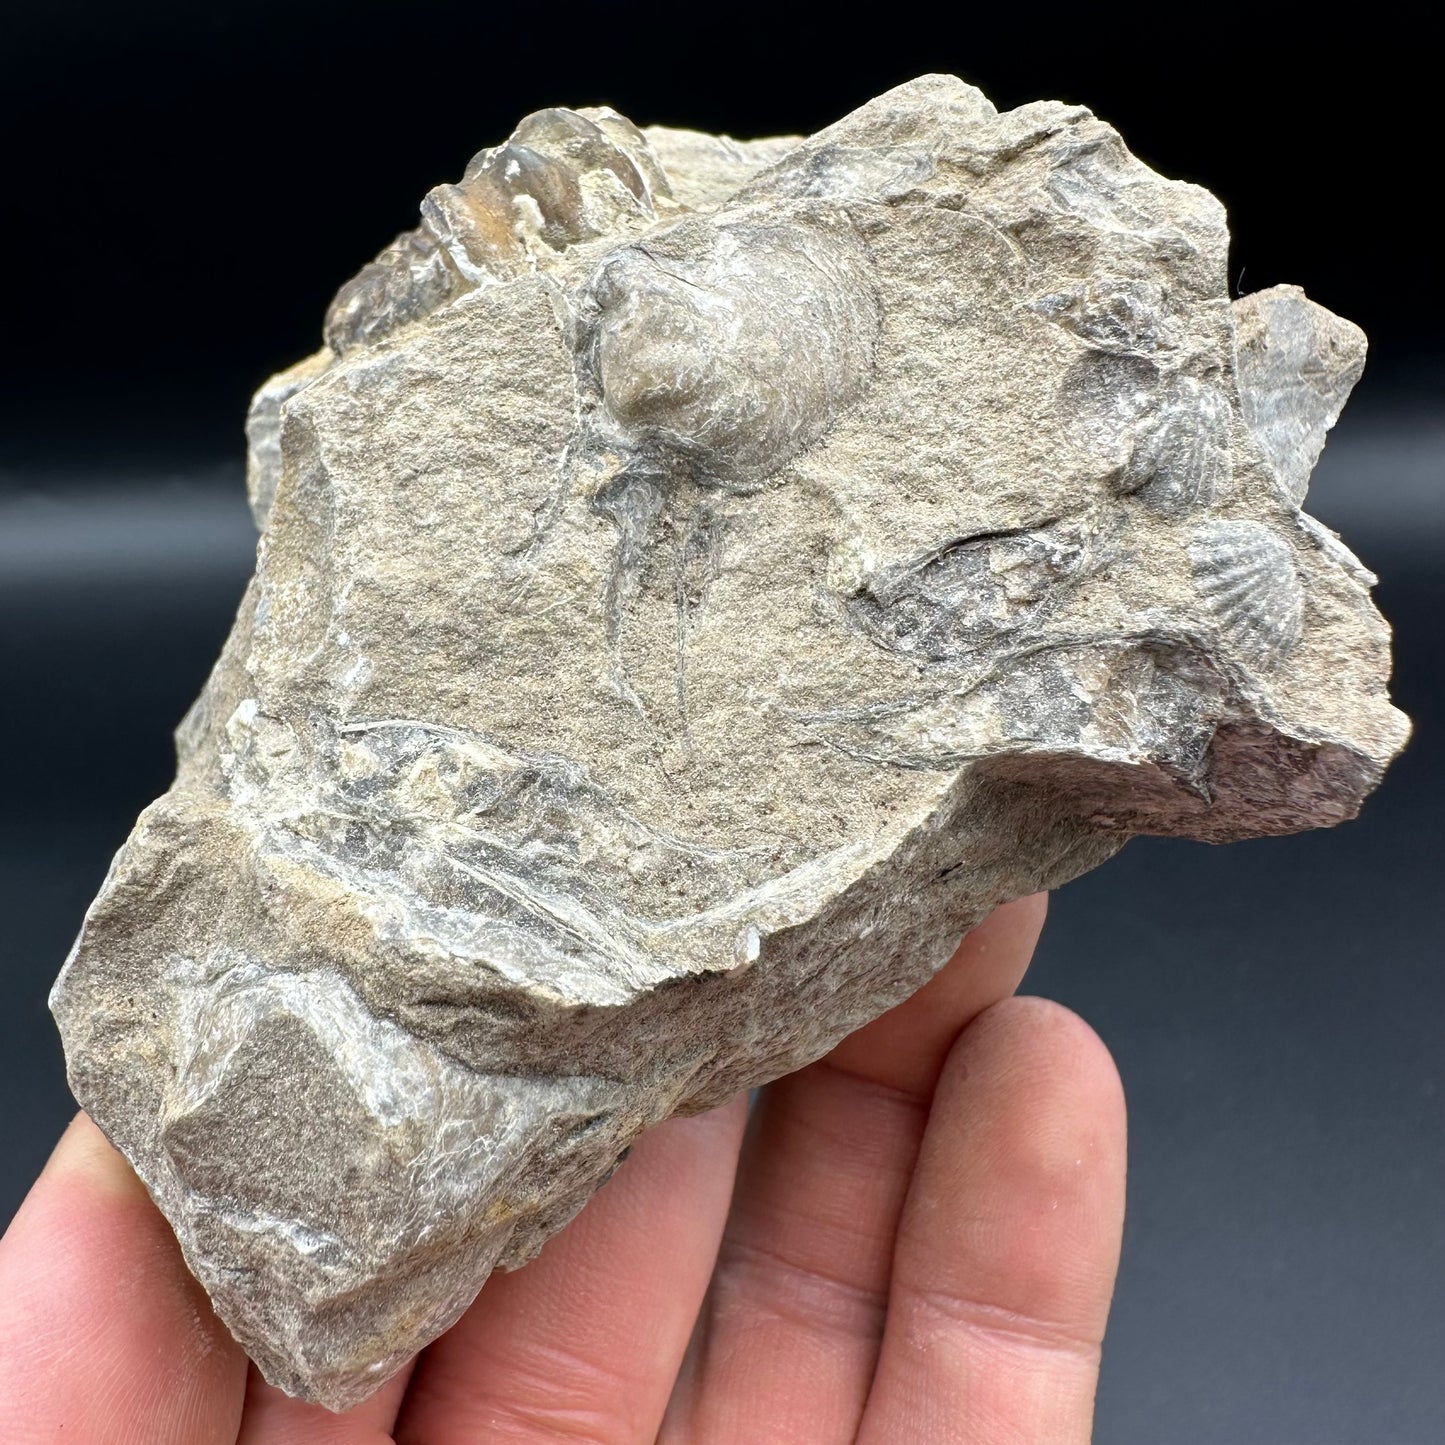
top-left (566, 204), bottom-right (883, 718)
top-left (581, 210), bottom-right (882, 485)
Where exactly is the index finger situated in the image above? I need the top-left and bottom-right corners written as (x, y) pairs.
top-left (0, 1113), bottom-right (248, 1442)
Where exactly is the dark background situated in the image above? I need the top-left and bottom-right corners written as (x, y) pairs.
top-left (2, 6), bottom-right (1439, 1441)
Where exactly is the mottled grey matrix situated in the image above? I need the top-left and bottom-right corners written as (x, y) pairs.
top-left (52, 76), bottom-right (1408, 1408)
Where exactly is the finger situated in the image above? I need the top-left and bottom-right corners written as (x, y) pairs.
top-left (827, 893), bottom-right (1048, 1095)
top-left (235, 1358), bottom-right (414, 1444)
top-left (395, 1094), bottom-right (748, 1445)
top-left (662, 896), bottom-right (1046, 1445)
top-left (858, 997), bottom-right (1127, 1445)
top-left (0, 1112), bottom-right (248, 1443)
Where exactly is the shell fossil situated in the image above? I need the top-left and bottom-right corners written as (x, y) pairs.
top-left (325, 106), bottom-right (668, 356)
top-left (1119, 377), bottom-right (1233, 515)
top-left (581, 208), bottom-right (881, 487)
top-left (1188, 519), bottom-right (1304, 670)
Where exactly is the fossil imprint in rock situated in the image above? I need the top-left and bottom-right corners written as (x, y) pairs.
top-left (52, 75), bottom-right (1408, 1407)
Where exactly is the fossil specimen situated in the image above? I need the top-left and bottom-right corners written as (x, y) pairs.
top-left (1188, 520), bottom-right (1305, 670)
top-left (51, 76), bottom-right (1408, 1408)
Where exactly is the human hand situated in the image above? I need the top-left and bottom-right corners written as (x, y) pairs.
top-left (0, 895), bottom-right (1126, 1443)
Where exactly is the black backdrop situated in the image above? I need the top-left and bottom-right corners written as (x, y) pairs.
top-left (2, 2), bottom-right (1438, 466)
top-left (2, 7), bottom-right (1440, 1441)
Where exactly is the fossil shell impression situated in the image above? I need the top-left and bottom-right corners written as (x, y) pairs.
top-left (1188, 519), bottom-right (1305, 670)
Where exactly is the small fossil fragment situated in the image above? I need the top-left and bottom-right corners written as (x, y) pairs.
top-left (52, 76), bottom-right (1408, 1409)
top-left (846, 518), bottom-right (1102, 662)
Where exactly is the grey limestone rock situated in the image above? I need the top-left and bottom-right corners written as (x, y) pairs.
top-left (51, 75), bottom-right (1409, 1408)
top-left (1233, 282), bottom-right (1368, 504)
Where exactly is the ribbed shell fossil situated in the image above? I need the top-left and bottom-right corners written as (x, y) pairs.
top-left (582, 209), bottom-right (881, 486)
top-left (1120, 378), bottom-right (1233, 515)
top-left (1188, 520), bottom-right (1305, 670)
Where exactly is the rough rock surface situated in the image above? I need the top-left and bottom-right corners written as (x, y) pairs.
top-left (52, 76), bottom-right (1408, 1408)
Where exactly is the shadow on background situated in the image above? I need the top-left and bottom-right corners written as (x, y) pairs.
top-left (0, 6), bottom-right (1440, 1441)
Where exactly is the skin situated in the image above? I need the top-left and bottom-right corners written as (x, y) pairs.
top-left (0, 894), bottom-right (1127, 1443)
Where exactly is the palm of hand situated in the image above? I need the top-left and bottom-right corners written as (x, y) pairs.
top-left (0, 895), bottom-right (1126, 1443)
